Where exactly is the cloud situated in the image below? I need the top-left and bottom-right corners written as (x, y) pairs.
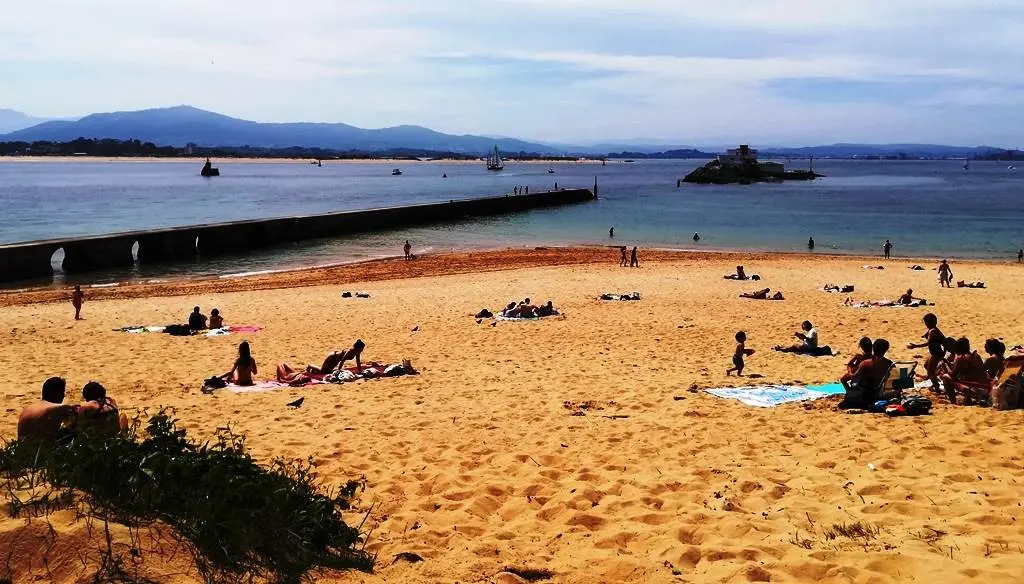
top-left (1, 0), bottom-right (1023, 145)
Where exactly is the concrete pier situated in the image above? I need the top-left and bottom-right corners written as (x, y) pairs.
top-left (0, 188), bottom-right (595, 283)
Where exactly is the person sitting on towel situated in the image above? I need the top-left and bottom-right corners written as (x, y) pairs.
top-left (188, 306), bottom-right (208, 331)
top-left (221, 341), bottom-right (257, 386)
top-left (897, 288), bottom-right (925, 305)
top-left (18, 377), bottom-right (77, 445)
top-left (840, 339), bottom-right (893, 409)
top-left (500, 302), bottom-right (518, 317)
top-left (77, 381), bottom-right (127, 438)
top-left (940, 337), bottom-right (990, 405)
top-left (209, 308), bottom-right (224, 329)
top-left (774, 321), bottom-right (818, 353)
top-left (983, 338), bottom-right (1006, 379)
top-left (842, 337), bottom-right (874, 386)
top-left (307, 340), bottom-right (365, 375)
top-left (740, 288), bottom-right (771, 299)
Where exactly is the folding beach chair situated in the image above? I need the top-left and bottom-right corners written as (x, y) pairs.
top-left (878, 361), bottom-right (918, 401)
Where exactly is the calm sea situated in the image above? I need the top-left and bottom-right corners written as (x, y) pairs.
top-left (0, 158), bottom-right (1022, 287)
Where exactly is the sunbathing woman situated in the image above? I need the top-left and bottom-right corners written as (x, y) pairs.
top-left (724, 266), bottom-right (748, 280)
top-left (740, 288), bottom-right (770, 299)
top-left (908, 313), bottom-right (945, 392)
top-left (221, 341), bottom-right (257, 386)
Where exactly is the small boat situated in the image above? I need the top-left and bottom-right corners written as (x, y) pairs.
top-left (963, 159), bottom-right (970, 170)
top-left (624, 159), bottom-right (635, 163)
top-left (486, 146), bottom-right (504, 171)
top-left (392, 168), bottom-right (402, 176)
top-left (200, 158), bottom-right (219, 177)
top-left (547, 168), bottom-right (555, 174)
top-left (310, 159), bottom-right (322, 167)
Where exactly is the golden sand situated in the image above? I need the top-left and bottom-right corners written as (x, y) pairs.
top-left (2, 249), bottom-right (1024, 583)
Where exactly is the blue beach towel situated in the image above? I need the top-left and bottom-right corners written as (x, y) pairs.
top-left (705, 383), bottom-right (845, 408)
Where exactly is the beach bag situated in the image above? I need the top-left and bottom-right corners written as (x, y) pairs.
top-left (901, 396), bottom-right (932, 416)
top-left (203, 376), bottom-right (226, 391)
top-left (992, 377), bottom-right (1020, 411)
top-left (165, 323), bottom-right (192, 336)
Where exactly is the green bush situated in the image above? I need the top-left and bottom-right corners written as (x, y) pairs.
top-left (0, 411), bottom-right (373, 583)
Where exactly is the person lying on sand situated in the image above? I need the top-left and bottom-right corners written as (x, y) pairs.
top-left (823, 284), bottom-right (855, 293)
top-left (740, 288), bottom-right (770, 299)
top-left (724, 266), bottom-right (749, 280)
top-left (77, 381), bottom-right (128, 438)
top-left (221, 341), bottom-right (258, 386)
top-left (940, 337), bottom-right (990, 405)
top-left (897, 288), bottom-right (926, 305)
top-left (956, 280), bottom-right (985, 288)
top-left (17, 377), bottom-right (77, 445)
top-left (305, 340), bottom-right (366, 375)
top-left (839, 339), bottom-right (892, 409)
top-left (535, 301), bottom-right (556, 317)
top-left (774, 321), bottom-right (819, 353)
top-left (908, 313), bottom-right (946, 393)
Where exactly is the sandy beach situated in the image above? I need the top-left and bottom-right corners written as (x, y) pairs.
top-left (2, 249), bottom-right (1024, 583)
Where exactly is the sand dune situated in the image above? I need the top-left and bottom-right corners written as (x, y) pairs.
top-left (2, 250), bottom-right (1023, 583)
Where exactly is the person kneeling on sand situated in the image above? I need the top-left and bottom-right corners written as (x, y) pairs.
top-left (77, 381), bottom-right (128, 438)
top-left (774, 321), bottom-right (819, 354)
top-left (840, 339), bottom-right (892, 409)
top-left (18, 377), bottom-right (77, 445)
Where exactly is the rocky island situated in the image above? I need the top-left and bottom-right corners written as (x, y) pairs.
top-left (682, 145), bottom-right (823, 184)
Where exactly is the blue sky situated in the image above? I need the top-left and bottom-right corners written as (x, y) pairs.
top-left (2, 0), bottom-right (1023, 146)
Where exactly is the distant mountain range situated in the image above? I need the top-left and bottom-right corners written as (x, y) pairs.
top-left (0, 105), bottom-right (1006, 158)
top-left (0, 109), bottom-right (57, 134)
top-left (0, 106), bottom-right (560, 154)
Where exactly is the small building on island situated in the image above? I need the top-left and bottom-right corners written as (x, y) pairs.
top-left (681, 144), bottom-right (821, 185)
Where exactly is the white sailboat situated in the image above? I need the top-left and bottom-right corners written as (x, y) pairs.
top-left (486, 146), bottom-right (504, 171)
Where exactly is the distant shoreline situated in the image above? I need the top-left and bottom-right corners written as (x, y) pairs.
top-left (0, 156), bottom-right (610, 165)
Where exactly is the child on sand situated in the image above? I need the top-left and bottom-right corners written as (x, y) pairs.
top-left (726, 331), bottom-right (755, 376)
top-left (209, 308), bottom-right (224, 329)
top-left (72, 285), bottom-right (84, 320)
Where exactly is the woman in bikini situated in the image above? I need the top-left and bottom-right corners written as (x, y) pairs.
top-left (222, 341), bottom-right (258, 386)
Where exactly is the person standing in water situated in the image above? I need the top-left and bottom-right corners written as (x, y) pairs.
top-left (808, 236), bottom-right (815, 250)
top-left (630, 246), bottom-right (639, 268)
top-left (403, 240), bottom-right (412, 260)
top-left (883, 239), bottom-right (893, 259)
top-left (938, 259), bottom-right (953, 287)
top-left (71, 285), bottom-right (84, 320)
top-left (1018, 248), bottom-right (1023, 263)
top-left (693, 233), bottom-right (700, 242)
top-left (609, 226), bottom-right (614, 239)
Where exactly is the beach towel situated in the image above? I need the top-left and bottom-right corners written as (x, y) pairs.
top-left (116, 324), bottom-right (263, 336)
top-left (205, 325), bottom-right (264, 336)
top-left (849, 300), bottom-right (928, 308)
top-left (114, 325), bottom-right (167, 333)
top-left (705, 383), bottom-right (845, 408)
top-left (599, 292), bottom-right (641, 301)
top-left (323, 361), bottom-right (417, 383)
top-left (225, 381), bottom-right (289, 394)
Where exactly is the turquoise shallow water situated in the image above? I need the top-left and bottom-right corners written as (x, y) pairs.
top-left (0, 158), bottom-right (1022, 287)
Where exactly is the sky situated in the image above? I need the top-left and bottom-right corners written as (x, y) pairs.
top-left (2, 0), bottom-right (1023, 146)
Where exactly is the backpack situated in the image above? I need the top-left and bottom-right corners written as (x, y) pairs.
top-left (901, 396), bottom-right (932, 416)
top-left (202, 376), bottom-right (227, 391)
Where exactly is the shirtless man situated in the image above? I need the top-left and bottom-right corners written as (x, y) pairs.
top-left (77, 381), bottom-right (126, 438)
top-left (907, 313), bottom-right (945, 393)
top-left (307, 340), bottom-right (366, 375)
top-left (740, 288), bottom-right (770, 300)
top-left (72, 285), bottom-right (84, 320)
top-left (18, 377), bottom-right (77, 444)
top-left (938, 260), bottom-right (953, 288)
top-left (941, 337), bottom-right (990, 404)
top-left (403, 240), bottom-right (412, 260)
top-left (897, 288), bottom-right (924, 305)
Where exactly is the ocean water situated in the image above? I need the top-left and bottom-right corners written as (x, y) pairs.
top-left (0, 158), bottom-right (1022, 287)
